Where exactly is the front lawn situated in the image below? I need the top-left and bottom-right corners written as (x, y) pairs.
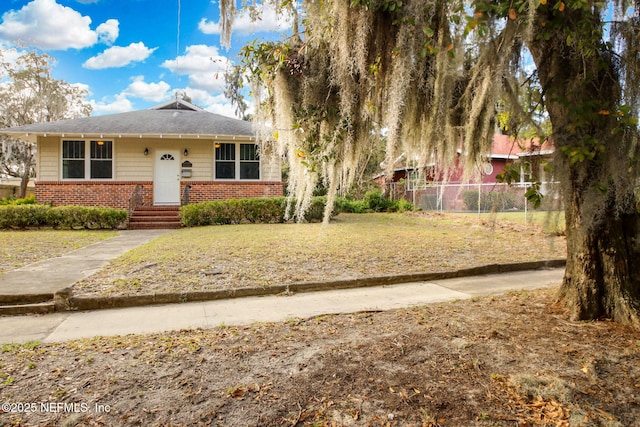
top-left (0, 230), bottom-right (118, 274)
top-left (72, 212), bottom-right (566, 297)
top-left (450, 210), bottom-right (566, 234)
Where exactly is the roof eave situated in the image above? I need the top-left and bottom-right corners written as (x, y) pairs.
top-left (517, 150), bottom-right (554, 157)
top-left (488, 154), bottom-right (519, 160)
top-left (0, 131), bottom-right (255, 142)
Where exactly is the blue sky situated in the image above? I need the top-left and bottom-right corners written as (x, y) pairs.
top-left (0, 0), bottom-right (292, 117)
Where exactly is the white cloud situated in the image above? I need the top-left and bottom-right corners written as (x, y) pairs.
top-left (96, 19), bottom-right (119, 45)
top-left (199, 3), bottom-right (293, 37)
top-left (89, 93), bottom-right (133, 115)
top-left (205, 102), bottom-right (247, 119)
top-left (161, 45), bottom-right (230, 93)
top-left (0, 0), bottom-right (119, 50)
top-left (123, 76), bottom-right (171, 102)
top-left (180, 87), bottom-right (252, 119)
top-left (71, 82), bottom-right (91, 95)
top-left (83, 42), bottom-right (157, 69)
top-left (0, 45), bottom-right (24, 71)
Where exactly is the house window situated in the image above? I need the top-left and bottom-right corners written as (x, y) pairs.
top-left (215, 143), bottom-right (235, 179)
top-left (215, 143), bottom-right (260, 180)
top-left (240, 144), bottom-right (260, 179)
top-left (62, 140), bottom-right (85, 179)
top-left (90, 140), bottom-right (113, 179)
top-left (62, 140), bottom-right (113, 179)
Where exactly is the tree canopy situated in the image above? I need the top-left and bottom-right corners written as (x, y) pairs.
top-left (223, 0), bottom-right (640, 326)
top-left (0, 50), bottom-right (92, 197)
top-left (225, 0), bottom-right (638, 217)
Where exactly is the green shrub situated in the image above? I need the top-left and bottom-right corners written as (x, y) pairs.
top-left (0, 205), bottom-right (50, 229)
top-left (336, 191), bottom-right (413, 213)
top-left (180, 196), bottom-right (332, 227)
top-left (48, 206), bottom-right (127, 229)
top-left (0, 194), bottom-right (37, 206)
top-left (0, 205), bottom-right (126, 229)
top-left (364, 189), bottom-right (392, 212)
top-left (389, 198), bottom-right (414, 213)
top-left (335, 198), bottom-right (371, 213)
top-left (304, 196), bottom-right (330, 222)
top-left (462, 190), bottom-right (517, 211)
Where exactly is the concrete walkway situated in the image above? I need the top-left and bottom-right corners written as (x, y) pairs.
top-left (0, 230), bottom-right (174, 298)
top-left (0, 267), bottom-right (564, 344)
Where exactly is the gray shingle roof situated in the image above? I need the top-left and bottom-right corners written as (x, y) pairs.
top-left (0, 100), bottom-right (255, 140)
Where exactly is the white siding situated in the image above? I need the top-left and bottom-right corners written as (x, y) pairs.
top-left (37, 136), bottom-right (60, 180)
top-left (36, 136), bottom-right (281, 183)
top-left (261, 154), bottom-right (282, 182)
top-left (182, 142), bottom-right (213, 180)
top-left (116, 138), bottom-right (153, 180)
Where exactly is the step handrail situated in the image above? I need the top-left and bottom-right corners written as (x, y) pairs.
top-left (181, 184), bottom-right (191, 206)
top-left (127, 184), bottom-right (144, 221)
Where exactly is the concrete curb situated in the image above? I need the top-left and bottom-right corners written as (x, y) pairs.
top-left (0, 293), bottom-right (54, 305)
top-left (59, 259), bottom-right (566, 312)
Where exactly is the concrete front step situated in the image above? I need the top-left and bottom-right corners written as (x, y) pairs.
top-left (134, 206), bottom-right (180, 211)
top-left (129, 222), bottom-right (182, 230)
top-left (130, 216), bottom-right (181, 222)
top-left (129, 206), bottom-right (181, 229)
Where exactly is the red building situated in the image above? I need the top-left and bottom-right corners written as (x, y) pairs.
top-left (374, 134), bottom-right (554, 211)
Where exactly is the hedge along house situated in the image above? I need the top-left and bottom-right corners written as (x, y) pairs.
top-left (0, 100), bottom-right (283, 226)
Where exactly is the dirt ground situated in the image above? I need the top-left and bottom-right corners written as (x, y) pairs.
top-left (72, 213), bottom-right (567, 298)
top-left (1, 288), bottom-right (639, 427)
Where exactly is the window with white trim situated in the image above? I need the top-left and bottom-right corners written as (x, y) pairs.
top-left (215, 143), bottom-right (236, 179)
top-left (240, 143), bottom-right (260, 179)
top-left (215, 143), bottom-right (260, 180)
top-left (62, 140), bottom-right (113, 179)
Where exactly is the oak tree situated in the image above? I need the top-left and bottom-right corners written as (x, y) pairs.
top-left (0, 50), bottom-right (91, 197)
top-left (223, 0), bottom-right (640, 327)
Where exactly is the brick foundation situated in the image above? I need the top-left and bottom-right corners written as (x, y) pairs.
top-left (35, 181), bottom-right (283, 208)
top-left (182, 181), bottom-right (284, 204)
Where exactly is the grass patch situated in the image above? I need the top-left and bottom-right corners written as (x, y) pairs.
top-left (0, 230), bottom-right (118, 273)
top-left (451, 210), bottom-right (566, 234)
top-left (73, 212), bottom-right (566, 297)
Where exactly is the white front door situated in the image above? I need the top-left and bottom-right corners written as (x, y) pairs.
top-left (154, 150), bottom-right (181, 205)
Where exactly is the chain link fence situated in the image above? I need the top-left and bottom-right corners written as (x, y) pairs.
top-left (389, 181), bottom-right (563, 219)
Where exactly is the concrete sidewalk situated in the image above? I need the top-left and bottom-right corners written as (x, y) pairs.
top-left (0, 267), bottom-right (564, 344)
top-left (0, 230), bottom-right (174, 298)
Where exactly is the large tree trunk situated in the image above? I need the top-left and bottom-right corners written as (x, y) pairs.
top-left (528, 5), bottom-right (640, 327)
top-left (18, 171), bottom-right (29, 199)
top-left (15, 143), bottom-right (33, 199)
top-left (558, 147), bottom-right (640, 327)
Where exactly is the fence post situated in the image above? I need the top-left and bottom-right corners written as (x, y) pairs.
top-left (524, 182), bottom-right (528, 223)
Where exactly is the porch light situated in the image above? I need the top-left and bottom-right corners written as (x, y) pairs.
top-left (144, 148), bottom-right (149, 156)
top-left (183, 148), bottom-right (189, 156)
